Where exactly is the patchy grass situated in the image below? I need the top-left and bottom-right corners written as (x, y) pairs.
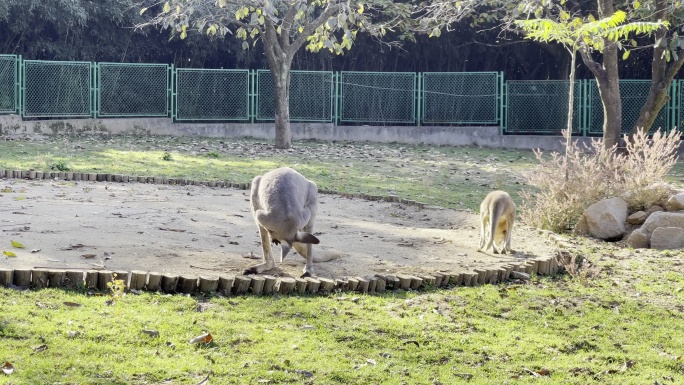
top-left (0, 135), bottom-right (537, 210)
top-left (1, 251), bottom-right (682, 385)
top-left (1, 135), bottom-right (683, 383)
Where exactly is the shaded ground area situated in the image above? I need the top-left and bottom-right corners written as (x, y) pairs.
top-left (1, 178), bottom-right (557, 279)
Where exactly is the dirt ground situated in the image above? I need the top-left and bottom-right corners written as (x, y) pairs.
top-left (0, 178), bottom-right (558, 279)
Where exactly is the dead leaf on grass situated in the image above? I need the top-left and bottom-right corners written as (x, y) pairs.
top-left (32, 344), bottom-right (48, 353)
top-left (295, 370), bottom-right (313, 378)
top-left (659, 352), bottom-right (682, 361)
top-left (195, 375), bottom-right (209, 385)
top-left (1, 361), bottom-right (14, 375)
top-left (189, 333), bottom-right (213, 344)
top-left (142, 329), bottom-right (160, 338)
top-left (454, 373), bottom-right (473, 379)
top-left (63, 302), bottom-right (82, 307)
top-left (621, 360), bottom-right (636, 371)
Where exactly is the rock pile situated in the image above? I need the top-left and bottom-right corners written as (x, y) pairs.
top-left (575, 192), bottom-right (684, 250)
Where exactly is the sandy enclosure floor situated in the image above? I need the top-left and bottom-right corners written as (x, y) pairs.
top-left (0, 179), bottom-right (558, 279)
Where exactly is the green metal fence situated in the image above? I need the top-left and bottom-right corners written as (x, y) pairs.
top-left (587, 79), bottom-right (670, 134)
top-left (173, 69), bottom-right (249, 121)
top-left (421, 72), bottom-right (501, 124)
top-left (255, 70), bottom-right (334, 122)
top-left (22, 60), bottom-right (93, 118)
top-left (0, 55), bottom-right (19, 114)
top-left (505, 80), bottom-right (583, 134)
top-left (5, 54), bottom-right (684, 134)
top-left (97, 63), bottom-right (171, 117)
top-left (339, 71), bottom-right (416, 124)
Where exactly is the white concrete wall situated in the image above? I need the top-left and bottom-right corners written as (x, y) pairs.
top-left (0, 114), bottom-right (593, 153)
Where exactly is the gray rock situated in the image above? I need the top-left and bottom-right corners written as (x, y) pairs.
top-left (627, 211), bottom-right (647, 225)
top-left (640, 212), bottom-right (684, 238)
top-left (666, 193), bottom-right (684, 211)
top-left (580, 197), bottom-right (628, 239)
top-left (574, 215), bottom-right (589, 235)
top-left (650, 227), bottom-right (684, 250)
top-left (626, 229), bottom-right (649, 249)
top-left (645, 205), bottom-right (664, 216)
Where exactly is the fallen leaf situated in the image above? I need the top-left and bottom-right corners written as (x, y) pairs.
top-left (536, 368), bottom-right (551, 376)
top-left (31, 249), bottom-right (41, 253)
top-left (402, 340), bottom-right (420, 347)
top-left (81, 254), bottom-right (97, 259)
top-left (142, 329), bottom-right (160, 338)
top-left (295, 370), bottom-right (313, 378)
top-left (454, 373), bottom-right (473, 379)
top-left (63, 302), bottom-right (82, 307)
top-left (157, 227), bottom-right (186, 233)
top-left (32, 344), bottom-right (48, 353)
top-left (11, 240), bottom-right (25, 248)
top-left (1, 361), bottom-right (14, 375)
top-left (189, 333), bottom-right (213, 344)
top-left (61, 244), bottom-right (86, 250)
top-left (3, 251), bottom-right (17, 258)
top-left (195, 375), bottom-right (209, 385)
top-left (242, 252), bottom-right (259, 259)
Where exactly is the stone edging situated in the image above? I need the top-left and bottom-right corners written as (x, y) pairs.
top-left (0, 168), bottom-right (574, 295)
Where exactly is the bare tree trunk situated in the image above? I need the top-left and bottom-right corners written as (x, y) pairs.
top-left (576, 0), bottom-right (622, 149)
top-left (631, 0), bottom-right (684, 135)
top-left (596, 45), bottom-right (622, 150)
top-left (272, 66), bottom-right (292, 149)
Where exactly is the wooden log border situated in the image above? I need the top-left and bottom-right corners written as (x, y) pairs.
top-left (0, 169), bottom-right (577, 296)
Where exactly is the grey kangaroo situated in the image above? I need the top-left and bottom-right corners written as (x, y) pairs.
top-left (477, 190), bottom-right (516, 254)
top-left (244, 167), bottom-right (338, 277)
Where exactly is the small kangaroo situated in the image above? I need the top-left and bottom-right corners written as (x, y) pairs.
top-left (244, 167), bottom-right (339, 278)
top-left (477, 190), bottom-right (516, 254)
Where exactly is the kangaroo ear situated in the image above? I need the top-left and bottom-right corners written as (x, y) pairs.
top-left (295, 231), bottom-right (320, 244)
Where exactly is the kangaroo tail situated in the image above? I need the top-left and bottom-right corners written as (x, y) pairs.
top-left (312, 249), bottom-right (342, 262)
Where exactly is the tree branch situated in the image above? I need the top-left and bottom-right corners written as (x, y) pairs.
top-left (263, 16), bottom-right (285, 63)
top-left (579, 48), bottom-right (605, 78)
top-left (279, 1), bottom-right (300, 47)
top-left (287, 1), bottom-right (343, 58)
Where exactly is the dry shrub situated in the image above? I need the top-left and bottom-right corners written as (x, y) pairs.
top-left (520, 129), bottom-right (680, 233)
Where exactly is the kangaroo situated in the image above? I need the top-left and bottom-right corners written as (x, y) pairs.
top-left (477, 190), bottom-right (516, 254)
top-left (243, 167), bottom-right (339, 278)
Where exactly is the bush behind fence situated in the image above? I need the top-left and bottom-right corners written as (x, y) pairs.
top-left (0, 54), bottom-right (681, 135)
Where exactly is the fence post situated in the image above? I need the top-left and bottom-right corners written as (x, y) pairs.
top-left (334, 71), bottom-right (339, 126)
top-left (416, 72), bottom-right (421, 127)
top-left (498, 72), bottom-right (505, 135)
top-left (90, 62), bottom-right (95, 118)
top-left (250, 69), bottom-right (255, 124)
top-left (169, 64), bottom-right (175, 119)
top-left (668, 80), bottom-right (678, 132)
